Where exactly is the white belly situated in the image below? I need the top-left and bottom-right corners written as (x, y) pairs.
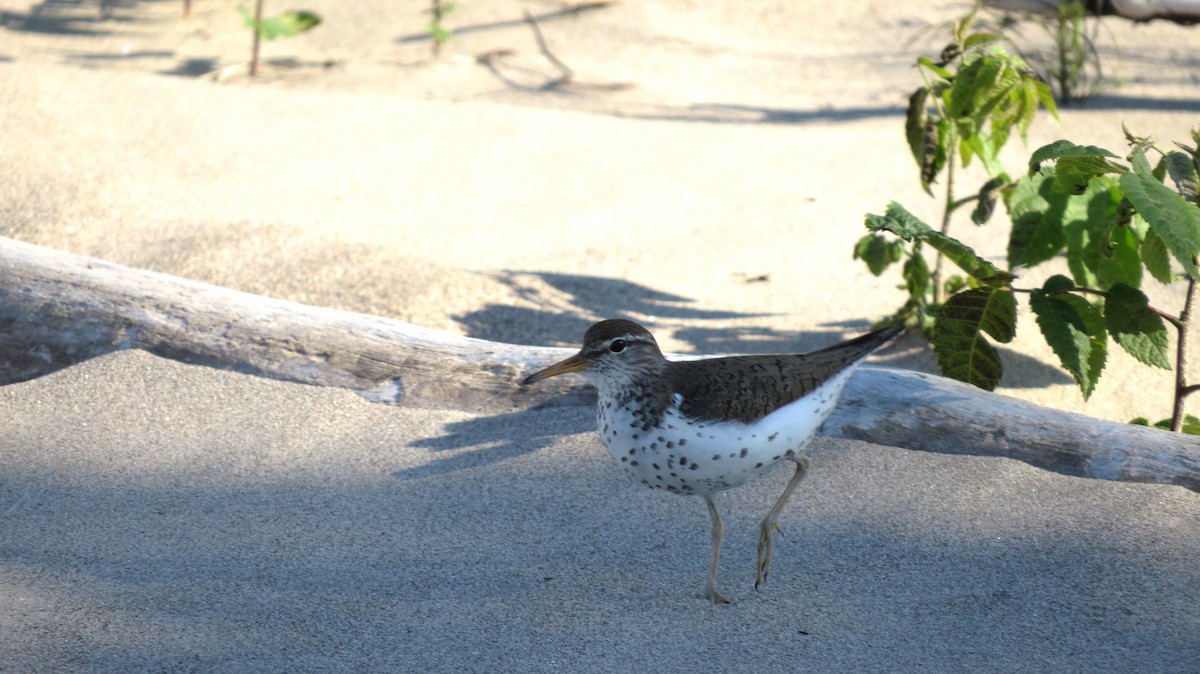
top-left (596, 367), bottom-right (856, 496)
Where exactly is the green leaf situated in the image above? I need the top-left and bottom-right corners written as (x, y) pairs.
top-left (1164, 150), bottom-right (1200, 203)
top-left (903, 250), bottom-right (931, 301)
top-left (920, 119), bottom-right (943, 194)
top-left (1062, 176), bottom-right (1140, 289)
top-left (1120, 149), bottom-right (1200, 280)
top-left (853, 234), bottom-right (904, 276)
top-left (906, 88), bottom-right (929, 168)
top-left (917, 55), bottom-right (954, 80)
top-left (933, 287), bottom-right (1017, 391)
top-left (865, 202), bottom-right (1013, 285)
top-left (1028, 140), bottom-right (1120, 175)
top-left (1132, 415), bottom-right (1200, 434)
top-left (262, 11), bottom-right (321, 39)
top-left (240, 7), bottom-right (322, 40)
top-left (1141, 228), bottom-right (1175, 284)
top-left (1104, 283), bottom-right (1171, 370)
top-left (962, 31), bottom-right (1004, 51)
top-left (1029, 289), bottom-right (1107, 399)
top-left (1043, 274), bottom-right (1075, 293)
top-left (1055, 155), bottom-right (1123, 194)
top-left (970, 176), bottom-right (1006, 225)
top-left (1006, 171), bottom-right (1067, 268)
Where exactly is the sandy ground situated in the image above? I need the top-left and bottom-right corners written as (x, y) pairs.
top-left (2, 0), bottom-right (1200, 670)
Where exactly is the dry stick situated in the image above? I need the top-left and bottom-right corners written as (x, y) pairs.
top-left (4, 236), bottom-right (1200, 491)
top-left (523, 10), bottom-right (573, 87)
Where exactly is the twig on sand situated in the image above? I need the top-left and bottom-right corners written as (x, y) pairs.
top-left (523, 9), bottom-right (573, 89)
top-left (1, 492), bottom-right (31, 521)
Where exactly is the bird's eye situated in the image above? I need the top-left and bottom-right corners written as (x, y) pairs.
top-left (609, 339), bottom-right (626, 353)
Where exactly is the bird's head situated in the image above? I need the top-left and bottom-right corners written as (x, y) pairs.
top-left (521, 319), bottom-right (666, 389)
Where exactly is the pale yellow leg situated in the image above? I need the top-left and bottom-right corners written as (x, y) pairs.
top-left (703, 496), bottom-right (730, 604)
top-left (756, 456), bottom-right (810, 590)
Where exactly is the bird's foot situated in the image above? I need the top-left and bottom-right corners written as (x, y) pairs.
top-left (755, 519), bottom-right (784, 590)
top-left (704, 583), bottom-right (731, 605)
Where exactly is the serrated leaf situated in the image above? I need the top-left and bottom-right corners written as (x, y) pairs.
top-left (1164, 150), bottom-right (1200, 203)
top-left (962, 31), bottom-right (1004, 51)
top-left (933, 287), bottom-right (1017, 390)
top-left (1055, 155), bottom-right (1122, 194)
top-left (970, 176), bottom-right (1007, 225)
top-left (1028, 140), bottom-right (1120, 175)
top-left (1006, 171), bottom-right (1067, 268)
top-left (1141, 228), bottom-right (1175, 284)
top-left (1104, 283), bottom-right (1171, 370)
top-left (903, 250), bottom-right (931, 301)
top-left (906, 88), bottom-right (929, 168)
top-left (853, 234), bottom-right (903, 276)
top-left (920, 119), bottom-right (942, 194)
top-left (865, 202), bottom-right (1013, 285)
top-left (1043, 274), bottom-right (1075, 293)
top-left (1063, 176), bottom-right (1140, 289)
top-left (1120, 149), bottom-right (1200, 280)
top-left (262, 11), bottom-right (321, 39)
top-left (917, 55), bottom-right (954, 80)
top-left (1030, 290), bottom-right (1107, 399)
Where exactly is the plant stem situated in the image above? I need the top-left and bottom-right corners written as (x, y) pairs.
top-left (932, 142), bottom-right (958, 307)
top-left (1171, 271), bottom-right (1198, 431)
top-left (250, 0), bottom-right (264, 77)
top-left (431, 0), bottom-right (444, 57)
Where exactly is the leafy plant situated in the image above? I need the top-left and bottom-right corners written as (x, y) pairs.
top-left (237, 2), bottom-right (322, 77)
top-left (984, 0), bottom-right (1108, 103)
top-left (427, 0), bottom-right (457, 57)
top-left (853, 6), bottom-right (1055, 333)
top-left (865, 128), bottom-right (1200, 432)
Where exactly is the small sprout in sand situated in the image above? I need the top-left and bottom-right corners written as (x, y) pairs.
top-left (237, 1), bottom-right (322, 77)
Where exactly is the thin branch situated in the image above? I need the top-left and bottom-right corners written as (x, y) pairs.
top-left (1011, 286), bottom-right (1183, 329)
top-left (523, 10), bottom-right (573, 87)
top-left (1172, 271), bottom-right (1198, 431)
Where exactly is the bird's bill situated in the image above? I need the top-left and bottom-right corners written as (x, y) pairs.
top-left (521, 354), bottom-right (588, 385)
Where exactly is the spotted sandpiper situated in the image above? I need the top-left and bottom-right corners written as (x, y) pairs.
top-left (521, 319), bottom-right (901, 603)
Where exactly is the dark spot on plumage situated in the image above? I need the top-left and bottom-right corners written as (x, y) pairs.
top-left (631, 433), bottom-right (639, 439)
top-left (712, 454), bottom-right (720, 461)
top-left (768, 432), bottom-right (779, 442)
top-left (650, 443), bottom-right (658, 450)
top-left (773, 455), bottom-right (780, 461)
top-left (690, 464), bottom-right (699, 470)
top-left (628, 448), bottom-right (636, 456)
top-left (679, 456), bottom-right (688, 466)
top-left (652, 463), bottom-right (660, 470)
top-left (755, 462), bottom-right (763, 468)
top-left (621, 456), bottom-right (628, 462)
top-left (740, 448), bottom-right (749, 458)
top-left (657, 436), bottom-right (666, 442)
top-left (630, 460), bottom-right (639, 467)
top-left (678, 439), bottom-right (687, 446)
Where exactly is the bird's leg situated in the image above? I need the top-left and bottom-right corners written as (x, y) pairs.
top-left (703, 496), bottom-right (730, 604)
top-left (756, 456), bottom-right (810, 590)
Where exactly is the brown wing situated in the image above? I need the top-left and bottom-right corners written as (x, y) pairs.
top-left (669, 326), bottom-right (902, 423)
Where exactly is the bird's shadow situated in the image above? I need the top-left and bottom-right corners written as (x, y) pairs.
top-left (394, 403), bottom-right (594, 481)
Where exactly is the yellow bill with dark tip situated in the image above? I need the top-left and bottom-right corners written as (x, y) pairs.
top-left (521, 354), bottom-right (588, 386)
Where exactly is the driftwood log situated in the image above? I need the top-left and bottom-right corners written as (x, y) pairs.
top-left (983, 0), bottom-right (1200, 23)
top-left (2, 236), bottom-right (1198, 492)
